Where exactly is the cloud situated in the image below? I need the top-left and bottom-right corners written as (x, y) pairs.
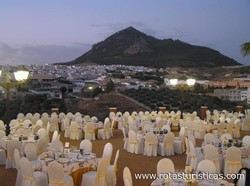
top-left (0, 42), bottom-right (92, 65)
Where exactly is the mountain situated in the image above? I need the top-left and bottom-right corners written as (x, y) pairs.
top-left (61, 26), bottom-right (241, 67)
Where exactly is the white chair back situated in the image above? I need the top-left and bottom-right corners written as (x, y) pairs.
top-left (123, 167), bottom-right (133, 186)
top-left (80, 139), bottom-right (92, 153)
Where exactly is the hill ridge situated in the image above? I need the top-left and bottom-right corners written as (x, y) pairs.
top-left (59, 26), bottom-right (241, 68)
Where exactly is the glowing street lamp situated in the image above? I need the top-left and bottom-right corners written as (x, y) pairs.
top-left (0, 66), bottom-right (29, 135)
top-left (169, 78), bottom-right (178, 86)
top-left (186, 78), bottom-right (196, 86)
top-left (88, 86), bottom-right (94, 98)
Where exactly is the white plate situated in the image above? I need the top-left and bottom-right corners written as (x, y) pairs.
top-left (58, 158), bottom-right (68, 163)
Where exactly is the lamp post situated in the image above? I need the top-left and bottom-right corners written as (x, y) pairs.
top-left (0, 66), bottom-right (29, 135)
top-left (87, 86), bottom-right (94, 99)
top-left (169, 77), bottom-right (196, 109)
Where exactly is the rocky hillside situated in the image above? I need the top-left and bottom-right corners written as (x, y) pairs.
top-left (61, 26), bottom-right (241, 68)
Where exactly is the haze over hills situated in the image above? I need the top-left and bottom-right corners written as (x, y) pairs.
top-left (60, 26), bottom-right (241, 68)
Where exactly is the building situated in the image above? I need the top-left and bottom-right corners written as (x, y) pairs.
top-left (214, 88), bottom-right (248, 102)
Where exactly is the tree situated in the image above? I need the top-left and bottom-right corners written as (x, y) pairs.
top-left (241, 42), bottom-right (250, 57)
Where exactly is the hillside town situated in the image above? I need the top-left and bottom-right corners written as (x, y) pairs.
top-left (1, 64), bottom-right (250, 105)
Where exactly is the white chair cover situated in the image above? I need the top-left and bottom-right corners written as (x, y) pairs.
top-left (24, 143), bottom-right (38, 161)
top-left (79, 139), bottom-right (92, 153)
top-left (203, 144), bottom-right (221, 173)
top-left (188, 140), bottom-right (198, 170)
top-left (106, 149), bottom-right (119, 186)
top-left (157, 158), bottom-right (175, 183)
top-left (20, 157), bottom-right (48, 186)
top-left (157, 158), bottom-right (175, 176)
top-left (14, 149), bottom-right (22, 186)
top-left (84, 122), bottom-right (96, 140)
top-left (63, 118), bottom-right (71, 138)
top-left (233, 120), bottom-right (241, 139)
top-left (37, 137), bottom-right (49, 155)
top-left (197, 159), bottom-right (216, 173)
top-left (0, 130), bottom-right (6, 165)
top-left (224, 146), bottom-right (242, 175)
top-left (143, 132), bottom-right (157, 156)
top-left (98, 120), bottom-right (112, 140)
top-left (204, 133), bottom-right (216, 144)
top-left (173, 131), bottom-right (185, 155)
top-left (100, 142), bottom-right (113, 165)
top-left (158, 132), bottom-right (174, 156)
top-left (49, 115), bottom-right (59, 132)
top-left (50, 140), bottom-right (64, 153)
top-left (6, 140), bottom-right (21, 168)
top-left (123, 167), bottom-right (133, 186)
top-left (70, 121), bottom-right (82, 140)
top-left (48, 161), bottom-right (74, 186)
top-left (127, 130), bottom-right (143, 154)
top-left (122, 127), bottom-right (128, 150)
top-left (81, 157), bottom-right (109, 186)
top-left (37, 128), bottom-right (47, 139)
top-left (51, 131), bottom-right (58, 143)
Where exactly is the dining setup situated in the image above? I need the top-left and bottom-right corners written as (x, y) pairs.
top-left (0, 108), bottom-right (250, 186)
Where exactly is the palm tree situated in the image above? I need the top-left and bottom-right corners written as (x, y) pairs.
top-left (241, 42), bottom-right (250, 57)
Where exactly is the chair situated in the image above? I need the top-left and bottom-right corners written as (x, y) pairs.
top-left (226, 122), bottom-right (234, 137)
top-left (188, 140), bottom-right (198, 170)
top-left (242, 135), bottom-right (250, 146)
top-left (122, 127), bottom-right (128, 150)
top-left (47, 161), bottom-right (74, 186)
top-left (224, 146), bottom-right (242, 175)
top-left (158, 132), bottom-right (174, 156)
top-left (185, 137), bottom-right (191, 165)
top-left (188, 134), bottom-right (196, 147)
top-left (35, 119), bottom-right (43, 128)
top-left (36, 128), bottom-right (47, 139)
top-left (79, 139), bottom-right (92, 154)
top-left (203, 144), bottom-right (221, 173)
top-left (242, 114), bottom-right (250, 131)
top-left (0, 130), bottom-right (6, 165)
top-left (213, 122), bottom-right (225, 138)
top-left (24, 143), bottom-right (38, 162)
top-left (204, 133), bottom-right (216, 144)
top-left (233, 120), bottom-right (241, 139)
top-left (20, 157), bottom-right (48, 186)
top-left (41, 112), bottom-right (49, 127)
top-left (81, 157), bottom-right (109, 186)
top-left (194, 122), bottom-right (206, 139)
top-left (63, 117), bottom-right (71, 138)
top-left (51, 130), bottom-right (58, 143)
top-left (14, 149), bottom-right (22, 186)
top-left (70, 121), bottom-right (82, 140)
top-left (50, 140), bottom-right (64, 153)
top-left (49, 114), bottom-right (59, 132)
top-left (6, 140), bottom-right (21, 168)
top-left (84, 122), bottom-right (96, 140)
top-left (99, 142), bottom-right (113, 165)
top-left (197, 159), bottom-right (216, 173)
top-left (123, 167), bottom-right (133, 186)
top-left (36, 137), bottom-right (49, 155)
top-left (143, 132), bottom-right (157, 156)
top-left (157, 158), bottom-right (175, 182)
top-left (127, 130), bottom-right (143, 154)
top-left (173, 127), bottom-right (186, 154)
top-left (33, 125), bottom-right (41, 135)
top-left (98, 120), bottom-right (112, 140)
top-left (106, 149), bottom-right (120, 186)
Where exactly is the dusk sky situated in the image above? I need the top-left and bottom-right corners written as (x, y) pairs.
top-left (0, 0), bottom-right (250, 66)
